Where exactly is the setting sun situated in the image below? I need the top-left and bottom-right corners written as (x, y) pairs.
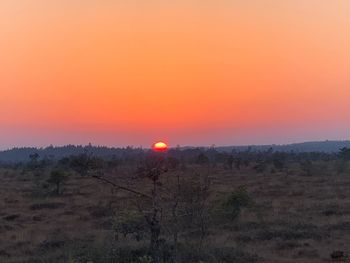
top-left (152, 142), bottom-right (168, 152)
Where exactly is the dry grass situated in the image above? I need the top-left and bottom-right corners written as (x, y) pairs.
top-left (0, 163), bottom-right (350, 262)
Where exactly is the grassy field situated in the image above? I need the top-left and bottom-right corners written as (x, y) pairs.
top-left (0, 155), bottom-right (350, 262)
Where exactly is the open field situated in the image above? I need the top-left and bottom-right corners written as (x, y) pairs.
top-left (0, 153), bottom-right (350, 263)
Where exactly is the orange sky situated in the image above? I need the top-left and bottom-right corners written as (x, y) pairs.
top-left (1, 1), bottom-right (350, 148)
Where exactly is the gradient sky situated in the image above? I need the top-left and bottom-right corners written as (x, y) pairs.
top-left (1, 1), bottom-right (350, 149)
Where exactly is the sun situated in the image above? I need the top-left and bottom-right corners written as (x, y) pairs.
top-left (152, 141), bottom-right (168, 152)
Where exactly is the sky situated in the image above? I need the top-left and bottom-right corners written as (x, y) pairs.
top-left (1, 1), bottom-right (350, 149)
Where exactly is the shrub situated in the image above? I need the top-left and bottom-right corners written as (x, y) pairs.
top-left (47, 169), bottom-right (69, 195)
top-left (113, 210), bottom-right (147, 241)
top-left (221, 186), bottom-right (253, 221)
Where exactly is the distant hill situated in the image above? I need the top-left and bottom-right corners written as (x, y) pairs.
top-left (216, 140), bottom-right (350, 153)
top-left (0, 140), bottom-right (349, 163)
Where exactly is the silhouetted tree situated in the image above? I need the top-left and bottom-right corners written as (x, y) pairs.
top-left (234, 157), bottom-right (243, 170)
top-left (196, 153), bottom-right (209, 165)
top-left (272, 153), bottom-right (287, 171)
top-left (253, 161), bottom-right (267, 173)
top-left (47, 169), bottom-right (68, 195)
top-left (339, 147), bottom-right (350, 161)
top-left (28, 152), bottom-right (40, 171)
top-left (226, 155), bottom-right (234, 170)
top-left (69, 153), bottom-right (104, 176)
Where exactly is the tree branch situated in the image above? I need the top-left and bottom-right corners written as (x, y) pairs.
top-left (92, 175), bottom-right (152, 199)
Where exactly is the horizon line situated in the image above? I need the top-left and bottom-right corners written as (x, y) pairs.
top-left (1, 139), bottom-right (350, 151)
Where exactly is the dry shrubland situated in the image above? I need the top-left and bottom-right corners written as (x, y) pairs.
top-left (0, 149), bottom-right (350, 262)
